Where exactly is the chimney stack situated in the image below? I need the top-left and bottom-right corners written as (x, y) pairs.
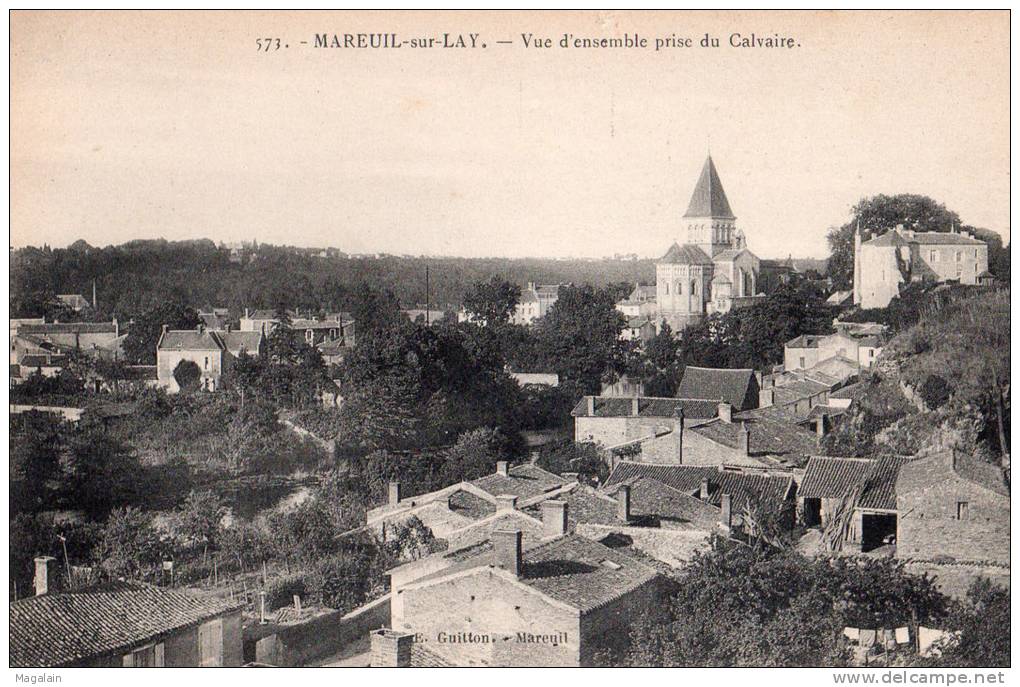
top-left (674, 405), bottom-right (685, 464)
top-left (541, 500), bottom-right (568, 537)
top-left (370, 629), bottom-right (413, 667)
top-left (699, 479), bottom-right (710, 500)
top-left (34, 556), bottom-right (56, 596)
top-left (586, 396), bottom-right (595, 416)
top-left (160, 324), bottom-right (168, 338)
top-left (388, 481), bottom-right (401, 506)
top-left (718, 401), bottom-right (732, 423)
top-left (720, 493), bottom-right (733, 531)
top-left (496, 494), bottom-right (519, 511)
top-left (759, 388), bottom-right (774, 408)
top-left (496, 460), bottom-right (510, 477)
top-left (616, 485), bottom-right (631, 523)
top-left (493, 529), bottom-right (523, 578)
top-left (814, 414), bottom-right (827, 438)
top-left (631, 397), bottom-right (640, 416)
top-left (740, 422), bottom-right (751, 455)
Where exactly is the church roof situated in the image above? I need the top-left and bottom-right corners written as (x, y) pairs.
top-left (660, 242), bottom-right (714, 266)
top-left (683, 155), bottom-right (735, 219)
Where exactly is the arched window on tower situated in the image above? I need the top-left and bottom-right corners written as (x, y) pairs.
top-left (691, 280), bottom-right (699, 296)
top-left (676, 281), bottom-right (684, 296)
top-left (664, 283), bottom-right (669, 295)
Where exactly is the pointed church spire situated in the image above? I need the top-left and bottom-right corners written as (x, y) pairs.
top-left (683, 155), bottom-right (735, 219)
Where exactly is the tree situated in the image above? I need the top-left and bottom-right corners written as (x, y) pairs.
top-left (173, 359), bottom-right (202, 392)
top-left (174, 490), bottom-right (227, 557)
top-left (934, 578), bottom-right (1009, 667)
top-left (462, 276), bottom-right (521, 326)
top-left (622, 542), bottom-right (947, 667)
top-left (96, 507), bottom-right (166, 581)
top-left (10, 413), bottom-right (64, 513)
top-left (827, 195), bottom-right (963, 291)
top-left (535, 285), bottom-right (626, 393)
top-left (123, 301), bottom-right (201, 364)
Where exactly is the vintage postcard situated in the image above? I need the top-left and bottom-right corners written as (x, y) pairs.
top-left (7, 9), bottom-right (1011, 676)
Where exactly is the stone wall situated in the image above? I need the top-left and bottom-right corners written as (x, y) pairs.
top-left (249, 595), bottom-right (390, 667)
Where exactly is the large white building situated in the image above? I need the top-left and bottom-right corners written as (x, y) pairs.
top-left (852, 225), bottom-right (989, 309)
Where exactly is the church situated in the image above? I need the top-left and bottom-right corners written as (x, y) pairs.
top-left (653, 155), bottom-right (762, 332)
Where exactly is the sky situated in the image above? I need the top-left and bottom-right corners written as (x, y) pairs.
top-left (10, 10), bottom-right (1010, 259)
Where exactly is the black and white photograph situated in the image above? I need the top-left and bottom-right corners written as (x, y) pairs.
top-left (6, 9), bottom-right (1012, 675)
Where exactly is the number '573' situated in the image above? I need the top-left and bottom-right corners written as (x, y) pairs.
top-left (256, 38), bottom-right (282, 51)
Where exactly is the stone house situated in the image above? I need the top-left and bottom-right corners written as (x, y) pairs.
top-left (12, 320), bottom-right (121, 365)
top-left (387, 529), bottom-right (667, 666)
top-left (853, 225), bottom-right (988, 309)
top-left (10, 558), bottom-right (243, 667)
top-left (512, 283), bottom-right (561, 326)
top-left (798, 455), bottom-right (912, 552)
top-left (620, 316), bottom-right (656, 344)
top-left (156, 325), bottom-right (265, 392)
top-left (784, 331), bottom-right (883, 372)
top-left (895, 450), bottom-right (1009, 564)
top-left (571, 396), bottom-right (719, 463)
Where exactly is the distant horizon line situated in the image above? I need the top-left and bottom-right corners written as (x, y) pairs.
top-left (10, 236), bottom-right (834, 263)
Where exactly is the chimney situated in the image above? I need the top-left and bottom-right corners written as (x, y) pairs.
top-left (388, 481), bottom-right (401, 506)
top-left (631, 397), bottom-right (640, 416)
top-left (950, 450), bottom-right (958, 471)
top-left (370, 629), bottom-right (413, 667)
top-left (717, 401), bottom-right (732, 423)
top-left (496, 460), bottom-right (509, 477)
top-left (196, 323), bottom-right (205, 333)
top-left (244, 307), bottom-right (250, 319)
top-left (586, 396), bottom-right (595, 416)
top-left (814, 414), bottom-right (827, 438)
top-left (759, 388), bottom-right (774, 408)
top-left (496, 494), bottom-right (518, 511)
top-left (699, 479), bottom-right (710, 500)
top-left (34, 556), bottom-right (56, 596)
top-left (160, 324), bottom-right (168, 338)
top-left (493, 529), bottom-right (523, 578)
top-left (616, 485), bottom-right (631, 523)
top-left (225, 322), bottom-right (232, 333)
top-left (673, 405), bottom-right (685, 463)
top-left (740, 422), bottom-right (751, 455)
top-left (720, 493), bottom-right (733, 531)
top-left (541, 500), bottom-right (568, 537)
top-left (113, 317), bottom-right (119, 337)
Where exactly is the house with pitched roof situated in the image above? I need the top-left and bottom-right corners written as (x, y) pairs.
top-left (676, 365), bottom-right (760, 410)
top-left (511, 283), bottom-right (562, 326)
top-left (615, 283), bottom-right (658, 319)
top-left (853, 225), bottom-right (989, 309)
top-left (571, 396), bottom-right (719, 464)
top-left (895, 450), bottom-right (1009, 564)
top-left (10, 558), bottom-right (242, 667)
top-left (386, 527), bottom-right (667, 666)
top-left (156, 324), bottom-right (265, 392)
top-left (798, 455), bottom-right (913, 552)
top-left (13, 320), bottom-right (121, 365)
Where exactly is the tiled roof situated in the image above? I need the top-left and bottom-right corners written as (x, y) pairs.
top-left (799, 455), bottom-right (912, 510)
top-left (410, 644), bottom-right (454, 667)
top-left (217, 331), bottom-right (262, 356)
top-left (627, 316), bottom-right (651, 328)
top-left (605, 462), bottom-right (793, 512)
top-left (677, 366), bottom-right (757, 410)
top-left (448, 490), bottom-right (496, 520)
top-left (444, 511), bottom-right (544, 552)
top-left (57, 294), bottom-right (90, 308)
top-left (864, 230), bottom-right (984, 248)
top-left (712, 248), bottom-right (749, 262)
top-left (198, 312), bottom-right (228, 330)
top-left (603, 476), bottom-right (721, 527)
top-left (683, 155), bottom-right (735, 219)
top-left (291, 319), bottom-right (343, 330)
top-left (711, 272), bottom-right (732, 284)
top-left (628, 284), bottom-right (657, 301)
top-left (20, 322), bottom-right (117, 335)
top-left (157, 329), bottom-right (223, 352)
top-left (522, 485), bottom-right (621, 529)
top-left (862, 231), bottom-right (909, 248)
top-left (10, 582), bottom-right (242, 667)
top-left (690, 411), bottom-right (821, 465)
top-left (570, 396), bottom-right (719, 420)
top-left (897, 451), bottom-right (1009, 499)
top-left (412, 534), bottom-right (660, 614)
top-left (660, 242), bottom-right (714, 266)
top-left (470, 464), bottom-right (567, 500)
top-left (20, 354), bottom-right (67, 368)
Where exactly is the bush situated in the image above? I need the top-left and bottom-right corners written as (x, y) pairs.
top-left (919, 374), bottom-right (952, 411)
top-left (309, 553), bottom-right (371, 613)
top-left (264, 572), bottom-right (309, 611)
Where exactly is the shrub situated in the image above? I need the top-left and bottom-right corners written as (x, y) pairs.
top-left (264, 572), bottom-right (309, 611)
top-left (309, 553), bottom-right (371, 613)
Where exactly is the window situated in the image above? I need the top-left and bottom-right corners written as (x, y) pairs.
top-left (930, 250), bottom-right (937, 262)
top-left (664, 283), bottom-right (669, 295)
top-left (123, 643), bottom-right (165, 667)
top-left (956, 251), bottom-right (962, 262)
top-left (799, 356), bottom-right (806, 368)
top-left (204, 356), bottom-right (209, 370)
top-left (305, 329), bottom-right (313, 343)
top-left (957, 501), bottom-right (969, 520)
